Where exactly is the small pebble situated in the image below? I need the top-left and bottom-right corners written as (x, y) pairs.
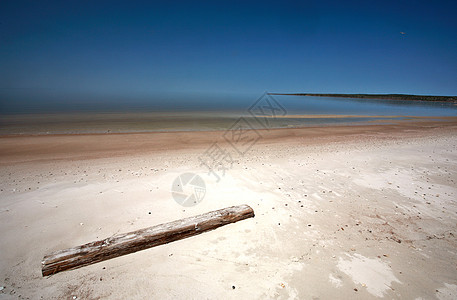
top-left (232, 285), bottom-right (235, 290)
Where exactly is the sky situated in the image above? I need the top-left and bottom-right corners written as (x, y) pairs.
top-left (1, 0), bottom-right (456, 112)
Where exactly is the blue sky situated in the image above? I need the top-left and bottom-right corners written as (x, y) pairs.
top-left (1, 0), bottom-right (456, 112)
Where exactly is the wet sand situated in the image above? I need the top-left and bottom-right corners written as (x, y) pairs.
top-left (1, 117), bottom-right (457, 164)
top-left (2, 112), bottom-right (452, 136)
top-left (0, 119), bottom-right (456, 299)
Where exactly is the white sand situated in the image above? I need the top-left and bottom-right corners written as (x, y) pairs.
top-left (0, 124), bottom-right (456, 299)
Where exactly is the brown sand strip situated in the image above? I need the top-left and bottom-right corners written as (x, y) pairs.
top-left (1, 118), bottom-right (457, 165)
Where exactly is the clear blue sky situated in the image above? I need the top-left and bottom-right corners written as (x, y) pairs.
top-left (1, 0), bottom-right (456, 112)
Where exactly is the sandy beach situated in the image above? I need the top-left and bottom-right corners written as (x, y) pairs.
top-left (1, 119), bottom-right (457, 299)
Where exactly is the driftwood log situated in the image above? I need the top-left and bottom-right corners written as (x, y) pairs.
top-left (42, 204), bottom-right (254, 276)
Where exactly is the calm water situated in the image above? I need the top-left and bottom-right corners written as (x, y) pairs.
top-left (1, 95), bottom-right (456, 135)
top-left (274, 95), bottom-right (457, 116)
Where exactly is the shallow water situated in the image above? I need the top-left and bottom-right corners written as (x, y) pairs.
top-left (274, 95), bottom-right (457, 116)
top-left (1, 95), bottom-right (456, 135)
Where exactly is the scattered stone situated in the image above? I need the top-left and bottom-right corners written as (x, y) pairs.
top-left (232, 286), bottom-right (236, 290)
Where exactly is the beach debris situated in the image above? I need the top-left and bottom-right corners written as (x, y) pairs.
top-left (0, 286), bottom-right (4, 291)
top-left (42, 205), bottom-right (254, 276)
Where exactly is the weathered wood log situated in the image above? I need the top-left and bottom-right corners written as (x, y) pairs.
top-left (42, 204), bottom-right (254, 276)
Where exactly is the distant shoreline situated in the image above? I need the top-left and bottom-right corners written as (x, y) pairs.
top-left (268, 93), bottom-right (457, 103)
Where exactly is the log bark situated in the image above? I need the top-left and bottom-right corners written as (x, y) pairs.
top-left (42, 204), bottom-right (254, 276)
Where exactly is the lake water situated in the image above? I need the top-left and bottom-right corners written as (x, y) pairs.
top-left (273, 95), bottom-right (457, 116)
top-left (1, 95), bottom-right (456, 135)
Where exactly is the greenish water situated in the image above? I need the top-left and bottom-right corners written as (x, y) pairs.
top-left (1, 95), bottom-right (456, 135)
